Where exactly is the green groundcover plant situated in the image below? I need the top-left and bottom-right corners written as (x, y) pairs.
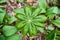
top-left (14, 5), bottom-right (47, 36)
top-left (0, 5), bottom-right (22, 40)
top-left (0, 0), bottom-right (60, 40)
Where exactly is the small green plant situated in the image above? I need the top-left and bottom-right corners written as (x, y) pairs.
top-left (0, 6), bottom-right (22, 40)
top-left (37, 0), bottom-right (60, 40)
top-left (14, 5), bottom-right (47, 36)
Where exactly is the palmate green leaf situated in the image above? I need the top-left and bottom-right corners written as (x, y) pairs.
top-left (15, 13), bottom-right (26, 20)
top-left (0, 0), bottom-right (7, 3)
top-left (33, 21), bottom-right (45, 27)
top-left (29, 27), bottom-right (33, 36)
top-left (22, 24), bottom-right (29, 36)
top-left (29, 24), bottom-right (33, 36)
top-left (6, 34), bottom-right (22, 40)
top-left (0, 9), bottom-right (6, 24)
top-left (32, 7), bottom-right (41, 17)
top-left (24, 5), bottom-right (32, 17)
top-left (46, 30), bottom-right (56, 40)
top-left (3, 26), bottom-right (17, 36)
top-left (33, 15), bottom-right (47, 22)
top-left (0, 35), bottom-right (5, 40)
top-left (16, 21), bottom-right (26, 29)
top-left (38, 0), bottom-right (48, 9)
top-left (52, 17), bottom-right (60, 28)
top-left (13, 8), bottom-right (25, 15)
top-left (32, 24), bottom-right (37, 36)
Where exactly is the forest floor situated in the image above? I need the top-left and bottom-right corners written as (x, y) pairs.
top-left (0, 0), bottom-right (60, 40)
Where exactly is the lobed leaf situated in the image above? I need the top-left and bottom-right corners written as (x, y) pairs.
top-left (32, 7), bottom-right (41, 17)
top-left (33, 15), bottom-right (47, 22)
top-left (16, 21), bottom-right (26, 29)
top-left (22, 24), bottom-right (29, 36)
top-left (24, 5), bottom-right (32, 17)
top-left (15, 13), bottom-right (26, 20)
